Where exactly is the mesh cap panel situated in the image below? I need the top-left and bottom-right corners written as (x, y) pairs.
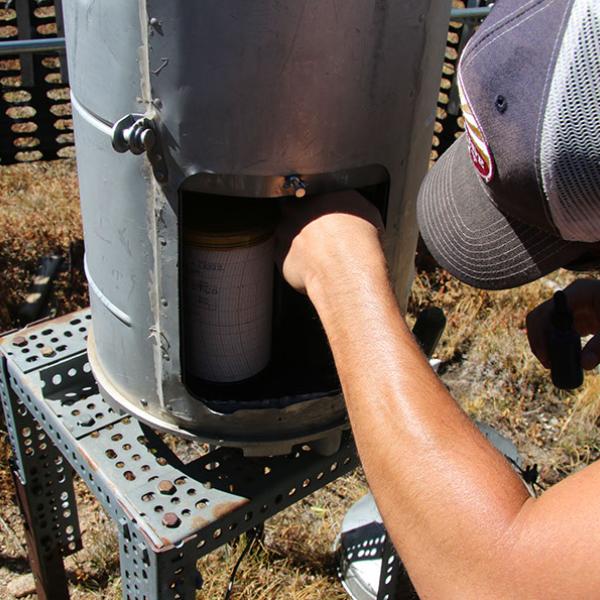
top-left (541, 0), bottom-right (600, 242)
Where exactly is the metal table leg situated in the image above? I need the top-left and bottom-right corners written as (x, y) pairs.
top-left (1, 355), bottom-right (82, 599)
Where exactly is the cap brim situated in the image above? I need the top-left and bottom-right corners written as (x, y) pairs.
top-left (417, 135), bottom-right (589, 290)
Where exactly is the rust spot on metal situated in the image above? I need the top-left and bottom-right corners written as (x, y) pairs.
top-left (46, 309), bottom-right (89, 326)
top-left (12, 335), bottom-right (27, 347)
top-left (0, 309), bottom-right (90, 347)
top-left (192, 515), bottom-right (209, 530)
top-left (212, 498), bottom-right (249, 521)
top-left (0, 327), bottom-right (19, 344)
top-left (139, 527), bottom-right (167, 552)
top-left (79, 446), bottom-right (98, 472)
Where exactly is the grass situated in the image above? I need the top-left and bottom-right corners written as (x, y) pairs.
top-left (0, 159), bottom-right (86, 330)
top-left (0, 158), bottom-right (599, 599)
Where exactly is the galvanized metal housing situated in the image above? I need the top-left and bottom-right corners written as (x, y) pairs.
top-left (63, 0), bottom-right (451, 455)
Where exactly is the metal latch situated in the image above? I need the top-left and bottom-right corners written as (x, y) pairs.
top-left (112, 114), bottom-right (156, 155)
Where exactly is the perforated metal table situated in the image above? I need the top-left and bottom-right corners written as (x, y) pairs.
top-left (0, 309), bottom-right (387, 599)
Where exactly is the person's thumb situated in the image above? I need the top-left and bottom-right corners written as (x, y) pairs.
top-left (581, 334), bottom-right (600, 370)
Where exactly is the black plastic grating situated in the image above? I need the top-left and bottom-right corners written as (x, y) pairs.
top-left (432, 18), bottom-right (463, 165)
top-left (0, 0), bottom-right (72, 165)
top-left (432, 1), bottom-right (495, 166)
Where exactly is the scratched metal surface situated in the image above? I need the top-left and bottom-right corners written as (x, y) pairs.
top-left (0, 352), bottom-right (82, 560)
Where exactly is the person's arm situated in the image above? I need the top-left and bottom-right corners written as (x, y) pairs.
top-left (277, 191), bottom-right (600, 600)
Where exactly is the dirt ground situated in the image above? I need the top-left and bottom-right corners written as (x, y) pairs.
top-left (0, 158), bottom-right (599, 599)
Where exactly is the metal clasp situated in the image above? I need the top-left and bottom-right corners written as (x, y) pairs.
top-left (112, 114), bottom-right (156, 155)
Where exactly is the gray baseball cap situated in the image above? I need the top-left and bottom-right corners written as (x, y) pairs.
top-left (417, 0), bottom-right (600, 290)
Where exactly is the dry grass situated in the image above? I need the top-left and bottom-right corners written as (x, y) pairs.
top-left (0, 159), bottom-right (87, 330)
top-left (0, 159), bottom-right (599, 599)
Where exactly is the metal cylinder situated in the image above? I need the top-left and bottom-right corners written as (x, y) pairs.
top-left (63, 0), bottom-right (453, 455)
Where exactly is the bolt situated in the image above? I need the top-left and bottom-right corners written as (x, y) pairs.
top-left (149, 17), bottom-right (164, 36)
top-left (77, 413), bottom-right (95, 427)
top-left (284, 175), bottom-right (307, 198)
top-left (40, 346), bottom-right (55, 357)
top-left (162, 512), bottom-right (180, 528)
top-left (158, 480), bottom-right (176, 495)
top-left (12, 336), bottom-right (27, 347)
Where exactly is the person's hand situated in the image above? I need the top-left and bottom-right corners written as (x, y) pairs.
top-left (275, 190), bottom-right (385, 295)
top-left (526, 279), bottom-right (600, 370)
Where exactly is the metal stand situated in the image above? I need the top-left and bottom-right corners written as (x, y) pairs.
top-left (0, 309), bottom-right (361, 599)
top-left (337, 494), bottom-right (417, 600)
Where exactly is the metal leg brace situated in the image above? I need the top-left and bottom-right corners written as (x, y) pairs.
top-left (1, 351), bottom-right (81, 599)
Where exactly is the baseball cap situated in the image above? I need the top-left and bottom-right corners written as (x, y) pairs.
top-left (417, 0), bottom-right (600, 290)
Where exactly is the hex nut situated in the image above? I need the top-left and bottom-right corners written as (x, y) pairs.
top-left (40, 346), bottom-right (56, 358)
top-left (162, 512), bottom-right (180, 528)
top-left (12, 336), bottom-right (27, 347)
top-left (158, 480), bottom-right (176, 495)
top-left (77, 413), bottom-right (95, 427)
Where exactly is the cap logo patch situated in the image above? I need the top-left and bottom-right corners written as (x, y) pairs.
top-left (458, 73), bottom-right (495, 183)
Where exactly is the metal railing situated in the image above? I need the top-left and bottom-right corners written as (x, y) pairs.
top-left (0, 37), bottom-right (66, 57)
top-left (451, 6), bottom-right (493, 19)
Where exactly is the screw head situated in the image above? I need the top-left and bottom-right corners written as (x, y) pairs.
top-left (158, 480), bottom-right (176, 495)
top-left (162, 512), bottom-right (180, 528)
top-left (77, 412), bottom-right (95, 427)
top-left (12, 336), bottom-right (27, 347)
top-left (40, 346), bottom-right (55, 358)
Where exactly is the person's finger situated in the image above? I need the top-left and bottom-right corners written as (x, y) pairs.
top-left (563, 279), bottom-right (600, 336)
top-left (582, 334), bottom-right (600, 370)
top-left (526, 303), bottom-right (552, 369)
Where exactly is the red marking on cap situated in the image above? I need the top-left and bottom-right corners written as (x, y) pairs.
top-left (458, 72), bottom-right (495, 184)
top-left (466, 131), bottom-right (494, 183)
